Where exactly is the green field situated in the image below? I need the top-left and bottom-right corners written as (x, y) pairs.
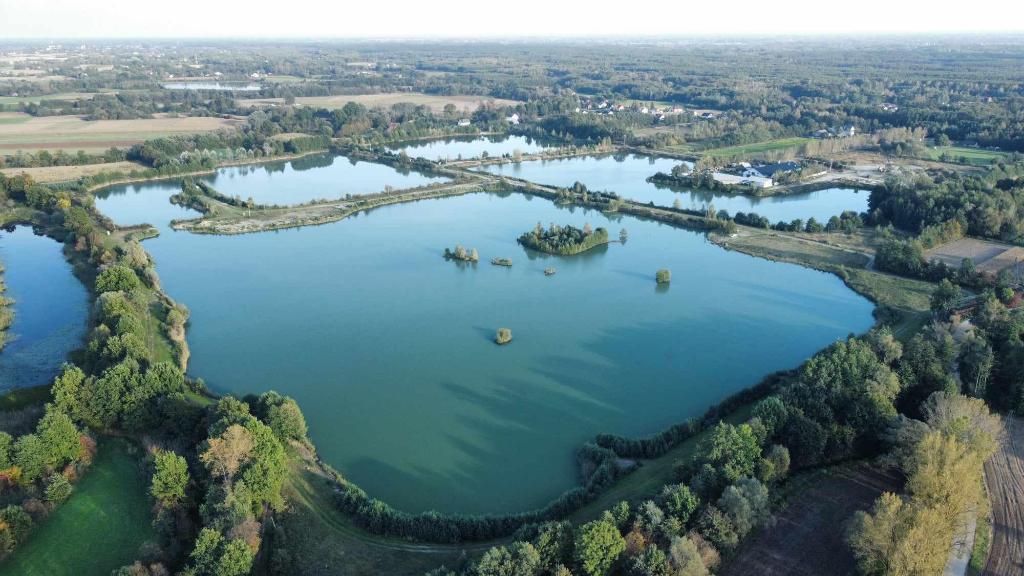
top-left (921, 146), bottom-right (1008, 166)
top-left (697, 137), bottom-right (812, 159)
top-left (0, 93), bottom-right (104, 106)
top-left (0, 439), bottom-right (155, 576)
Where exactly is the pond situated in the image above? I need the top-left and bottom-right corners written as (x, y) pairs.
top-left (199, 153), bottom-right (448, 206)
top-left (477, 154), bottom-right (870, 223)
top-left (0, 226), bottom-right (89, 390)
top-left (94, 179), bottom-right (875, 515)
top-left (388, 135), bottom-right (554, 162)
top-left (162, 82), bottom-right (261, 91)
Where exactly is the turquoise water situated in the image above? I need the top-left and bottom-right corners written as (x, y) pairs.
top-left (94, 179), bottom-right (874, 515)
top-left (198, 153), bottom-right (447, 206)
top-left (477, 154), bottom-right (870, 223)
top-left (389, 135), bottom-right (553, 162)
top-left (0, 226), bottom-right (89, 390)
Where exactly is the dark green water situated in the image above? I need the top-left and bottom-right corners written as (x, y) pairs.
top-left (477, 154), bottom-right (870, 223)
top-left (0, 226), bottom-right (88, 390)
top-left (200, 153), bottom-right (447, 206)
top-left (388, 134), bottom-right (552, 161)
top-left (95, 168), bottom-right (875, 514)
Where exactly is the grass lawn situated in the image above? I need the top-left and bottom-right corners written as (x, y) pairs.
top-left (276, 447), bottom-right (482, 575)
top-left (700, 137), bottom-right (812, 159)
top-left (920, 146), bottom-right (1007, 166)
top-left (570, 405), bottom-right (753, 523)
top-left (0, 438), bottom-right (155, 576)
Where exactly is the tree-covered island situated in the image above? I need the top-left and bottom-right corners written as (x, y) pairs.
top-left (517, 222), bottom-right (610, 255)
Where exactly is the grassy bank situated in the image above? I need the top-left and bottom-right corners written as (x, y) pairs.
top-left (0, 439), bottom-right (155, 576)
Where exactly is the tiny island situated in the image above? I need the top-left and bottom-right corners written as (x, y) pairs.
top-left (491, 257), bottom-right (513, 267)
top-left (443, 245), bottom-right (479, 262)
top-left (495, 327), bottom-right (513, 345)
top-left (517, 222), bottom-right (609, 255)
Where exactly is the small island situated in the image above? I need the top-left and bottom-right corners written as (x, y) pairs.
top-left (443, 245), bottom-right (479, 262)
top-left (544, 267), bottom-right (556, 276)
top-left (656, 269), bottom-right (672, 284)
top-left (491, 257), bottom-right (513, 267)
top-left (518, 222), bottom-right (609, 255)
top-left (495, 327), bottom-right (513, 345)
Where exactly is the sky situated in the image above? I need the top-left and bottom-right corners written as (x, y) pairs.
top-left (1, 0), bottom-right (1023, 39)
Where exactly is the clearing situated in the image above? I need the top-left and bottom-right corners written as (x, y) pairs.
top-left (721, 461), bottom-right (901, 576)
top-left (925, 238), bottom-right (1024, 276)
top-left (920, 146), bottom-right (1008, 166)
top-left (236, 92), bottom-right (519, 113)
top-left (981, 415), bottom-right (1024, 576)
top-left (695, 138), bottom-right (813, 159)
top-left (0, 438), bottom-right (156, 576)
top-left (1, 161), bottom-right (148, 183)
top-left (0, 113), bottom-right (241, 153)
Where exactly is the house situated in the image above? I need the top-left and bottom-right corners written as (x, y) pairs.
top-left (744, 161), bottom-right (801, 179)
top-left (879, 103), bottom-right (899, 112)
top-left (505, 113), bottom-right (520, 125)
top-left (713, 172), bottom-right (773, 188)
top-left (457, 119), bottom-right (471, 127)
top-left (812, 129), bottom-right (833, 139)
top-left (841, 124), bottom-right (856, 137)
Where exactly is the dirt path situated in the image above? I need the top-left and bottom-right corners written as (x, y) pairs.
top-left (721, 462), bottom-right (901, 576)
top-left (982, 415), bottom-right (1024, 576)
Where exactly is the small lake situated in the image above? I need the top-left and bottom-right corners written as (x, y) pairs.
top-left (199, 153), bottom-right (447, 206)
top-left (388, 135), bottom-right (554, 162)
top-left (94, 179), bottom-right (875, 515)
top-left (0, 226), bottom-right (89, 390)
top-left (162, 82), bottom-right (261, 91)
top-left (477, 154), bottom-right (870, 223)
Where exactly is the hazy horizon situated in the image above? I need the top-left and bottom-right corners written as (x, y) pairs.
top-left (2, 0), bottom-right (1023, 40)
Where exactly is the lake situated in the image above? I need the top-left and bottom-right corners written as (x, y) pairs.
top-left (389, 135), bottom-right (553, 162)
top-left (477, 154), bottom-right (870, 223)
top-left (162, 82), bottom-right (261, 91)
top-left (94, 174), bottom-right (875, 515)
top-left (0, 226), bottom-right (89, 390)
top-left (200, 153), bottom-right (448, 206)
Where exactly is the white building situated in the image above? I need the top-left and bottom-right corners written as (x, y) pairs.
top-left (506, 113), bottom-right (520, 125)
top-left (712, 172), bottom-right (774, 188)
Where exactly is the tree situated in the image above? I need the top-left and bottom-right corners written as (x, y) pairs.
top-left (0, 432), bottom-right (12, 470)
top-left (930, 279), bottom-right (962, 315)
top-left (476, 541), bottom-right (541, 576)
top-left (699, 422), bottom-right (761, 484)
top-left (96, 265), bottom-right (141, 293)
top-left (574, 518), bottom-right (625, 576)
top-left (668, 536), bottom-right (708, 576)
top-left (13, 434), bottom-right (48, 484)
top-left (201, 424), bottom-right (253, 483)
top-left (260, 393), bottom-right (308, 441)
top-left (656, 269), bottom-right (671, 284)
top-left (45, 473), bottom-right (73, 504)
top-left (625, 545), bottom-right (670, 576)
top-left (659, 483), bottom-right (699, 524)
top-left (152, 451), bottom-right (189, 508)
top-left (36, 406), bottom-right (82, 468)
top-left (0, 506), bottom-right (31, 544)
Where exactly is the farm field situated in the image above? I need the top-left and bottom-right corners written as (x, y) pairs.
top-left (0, 439), bottom-right (155, 576)
top-left (720, 461), bottom-right (901, 576)
top-left (982, 415), bottom-right (1024, 576)
top-left (236, 92), bottom-right (519, 113)
top-left (0, 161), bottom-right (148, 183)
top-left (0, 92), bottom-right (106, 106)
top-left (925, 237), bottom-right (1024, 275)
top-left (0, 113), bottom-right (241, 153)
